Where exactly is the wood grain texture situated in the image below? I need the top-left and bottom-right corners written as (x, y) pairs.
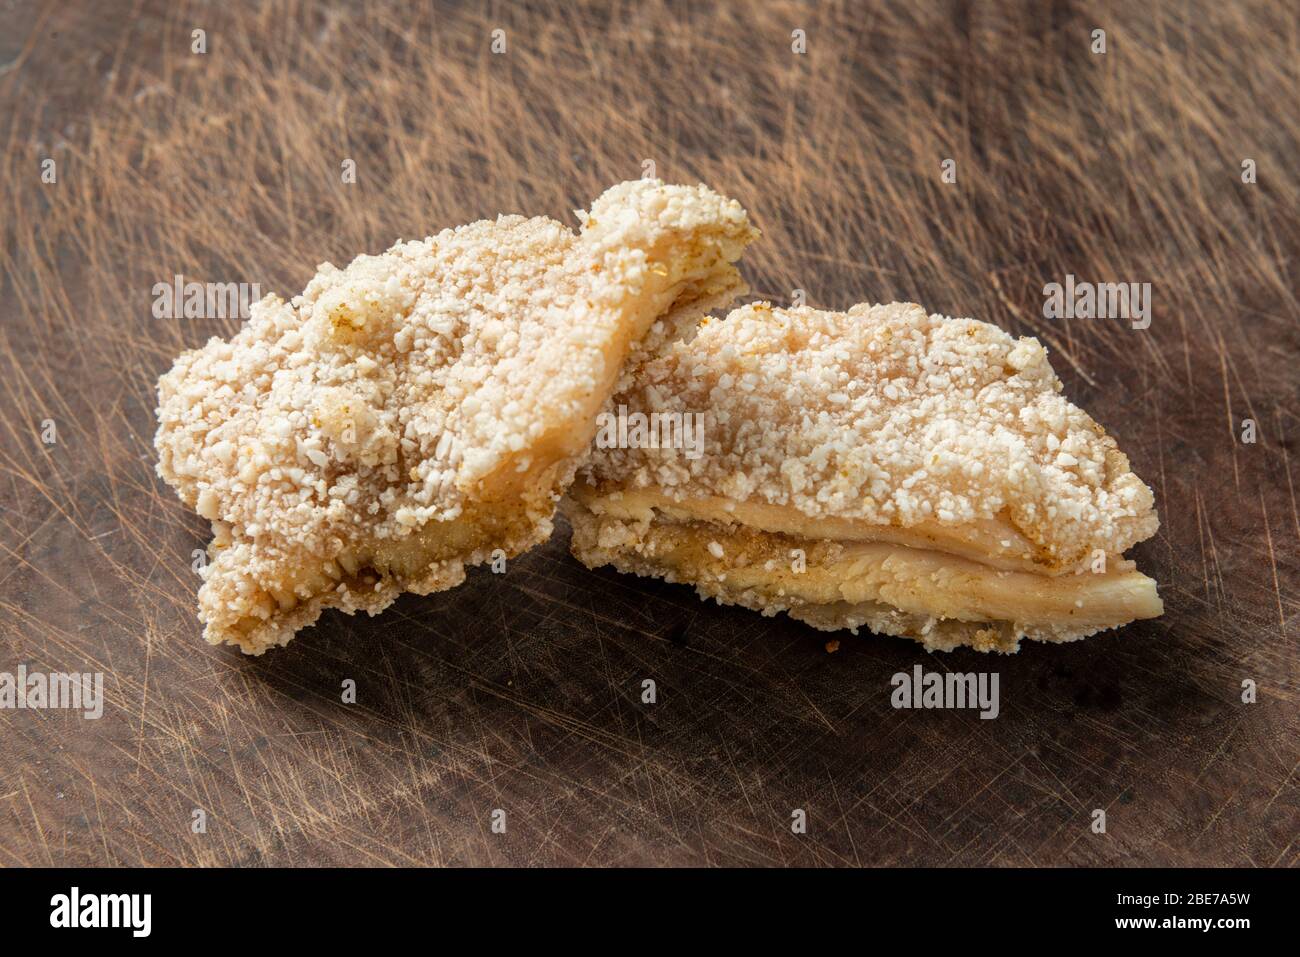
top-left (0, 0), bottom-right (1295, 866)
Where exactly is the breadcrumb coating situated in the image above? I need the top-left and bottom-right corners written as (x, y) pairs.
top-left (568, 301), bottom-right (1163, 651)
top-left (579, 301), bottom-right (1159, 573)
top-left (156, 179), bottom-right (757, 653)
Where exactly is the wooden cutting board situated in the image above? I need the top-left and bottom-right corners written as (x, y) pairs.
top-left (1, 0), bottom-right (1295, 866)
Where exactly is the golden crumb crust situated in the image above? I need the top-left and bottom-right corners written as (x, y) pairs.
top-left (578, 301), bottom-right (1159, 573)
top-left (156, 179), bottom-right (757, 653)
top-left (568, 300), bottom-right (1163, 651)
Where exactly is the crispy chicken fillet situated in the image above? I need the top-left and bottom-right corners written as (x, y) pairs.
top-left (564, 301), bottom-right (1162, 653)
top-left (156, 180), bottom-right (758, 653)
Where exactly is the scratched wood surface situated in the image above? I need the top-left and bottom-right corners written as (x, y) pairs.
top-left (0, 0), bottom-right (1296, 867)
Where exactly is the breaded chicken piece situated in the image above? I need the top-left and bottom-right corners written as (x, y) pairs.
top-left (564, 301), bottom-right (1162, 652)
top-left (156, 180), bottom-right (758, 653)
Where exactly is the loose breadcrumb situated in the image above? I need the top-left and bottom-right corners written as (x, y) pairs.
top-left (156, 180), bottom-right (757, 653)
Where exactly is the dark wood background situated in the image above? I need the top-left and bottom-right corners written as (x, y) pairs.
top-left (0, 0), bottom-right (1295, 866)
